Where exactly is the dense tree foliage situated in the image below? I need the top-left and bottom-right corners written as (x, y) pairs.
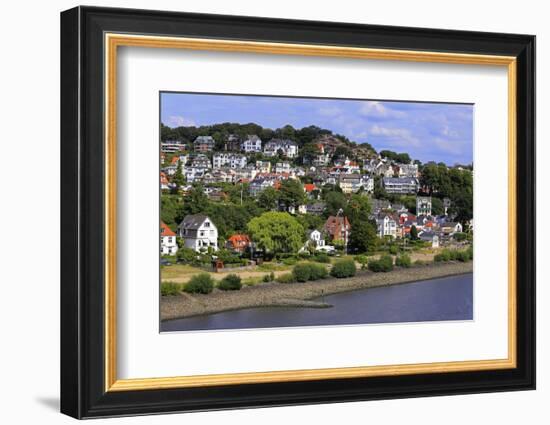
top-left (420, 162), bottom-right (473, 222)
top-left (247, 212), bottom-right (304, 254)
top-left (379, 150), bottom-right (411, 164)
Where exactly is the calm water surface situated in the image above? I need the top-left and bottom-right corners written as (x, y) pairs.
top-left (161, 273), bottom-right (473, 332)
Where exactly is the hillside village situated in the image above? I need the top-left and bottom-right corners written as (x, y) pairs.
top-left (159, 124), bottom-right (473, 270)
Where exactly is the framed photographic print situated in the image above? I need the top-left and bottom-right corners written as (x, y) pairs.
top-left (60, 6), bottom-right (536, 419)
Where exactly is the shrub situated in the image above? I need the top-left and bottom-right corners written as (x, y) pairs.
top-left (161, 281), bottom-right (181, 296)
top-left (276, 273), bottom-right (296, 284)
top-left (395, 253), bottom-right (412, 268)
top-left (434, 249), bottom-right (452, 262)
top-left (177, 247), bottom-right (199, 264)
top-left (312, 253), bottom-right (331, 263)
top-left (414, 259), bottom-right (429, 267)
top-left (354, 255), bottom-right (368, 269)
top-left (281, 257), bottom-right (298, 266)
top-left (298, 251), bottom-right (311, 259)
top-left (389, 245), bottom-right (399, 255)
top-left (368, 255), bottom-right (394, 272)
top-left (293, 263), bottom-right (312, 282)
top-left (330, 260), bottom-right (356, 278)
top-left (453, 232), bottom-right (468, 242)
top-left (184, 273), bottom-right (214, 294)
top-left (261, 272), bottom-right (276, 282)
top-left (217, 274), bottom-right (242, 291)
top-left (456, 250), bottom-right (471, 262)
top-left (308, 263), bottom-right (328, 280)
top-left (466, 246), bottom-right (474, 260)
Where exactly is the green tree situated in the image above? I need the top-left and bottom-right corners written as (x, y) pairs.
top-left (172, 159), bottom-right (185, 190)
top-left (344, 194), bottom-right (372, 225)
top-left (278, 179), bottom-right (306, 210)
top-left (410, 224), bottom-right (419, 240)
top-left (323, 191), bottom-right (347, 217)
top-left (257, 186), bottom-right (279, 211)
top-left (181, 184), bottom-right (209, 216)
top-left (348, 221), bottom-right (378, 253)
top-left (247, 212), bottom-right (304, 254)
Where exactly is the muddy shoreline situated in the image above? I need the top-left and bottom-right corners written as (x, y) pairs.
top-left (161, 262), bottom-right (473, 321)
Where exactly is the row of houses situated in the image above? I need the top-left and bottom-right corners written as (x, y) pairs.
top-left (161, 194), bottom-right (465, 257)
top-left (162, 135), bottom-right (299, 158)
top-left (160, 213), bottom-right (351, 256)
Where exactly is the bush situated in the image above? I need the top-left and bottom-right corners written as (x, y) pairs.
top-left (389, 245), bottom-right (399, 255)
top-left (368, 255), bottom-right (394, 272)
top-left (276, 273), bottom-right (296, 284)
top-left (281, 257), bottom-right (298, 266)
top-left (434, 249), bottom-right (452, 262)
top-left (261, 271), bottom-right (276, 282)
top-left (330, 260), bottom-right (356, 278)
top-left (308, 263), bottom-right (328, 280)
top-left (161, 281), bottom-right (181, 296)
top-left (453, 232), bottom-right (468, 242)
top-left (184, 273), bottom-right (214, 294)
top-left (217, 274), bottom-right (242, 291)
top-left (354, 255), bottom-right (368, 269)
top-left (293, 263), bottom-right (312, 282)
top-left (312, 253), bottom-right (331, 263)
top-left (414, 259), bottom-right (429, 267)
top-left (395, 253), bottom-right (412, 268)
top-left (456, 250), bottom-right (471, 262)
top-left (298, 251), bottom-right (311, 259)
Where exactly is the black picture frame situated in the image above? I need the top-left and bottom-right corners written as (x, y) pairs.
top-left (61, 5), bottom-right (536, 419)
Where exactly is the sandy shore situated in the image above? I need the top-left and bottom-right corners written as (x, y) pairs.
top-left (161, 262), bottom-right (473, 321)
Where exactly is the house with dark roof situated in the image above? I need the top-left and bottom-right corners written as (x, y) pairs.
top-left (382, 177), bottom-right (419, 194)
top-left (178, 214), bottom-right (218, 252)
top-left (193, 135), bottom-right (215, 152)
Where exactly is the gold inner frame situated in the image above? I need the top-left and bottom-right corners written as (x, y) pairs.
top-left (104, 33), bottom-right (517, 392)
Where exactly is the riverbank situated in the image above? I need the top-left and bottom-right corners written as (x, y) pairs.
top-left (161, 261), bottom-right (473, 321)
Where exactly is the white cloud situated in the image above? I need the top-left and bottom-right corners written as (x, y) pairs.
top-left (368, 124), bottom-right (419, 146)
top-left (359, 101), bottom-right (406, 118)
top-left (441, 125), bottom-right (459, 138)
top-left (318, 106), bottom-right (343, 117)
top-left (165, 115), bottom-right (197, 127)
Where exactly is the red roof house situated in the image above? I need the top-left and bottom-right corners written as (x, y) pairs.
top-left (226, 234), bottom-right (251, 252)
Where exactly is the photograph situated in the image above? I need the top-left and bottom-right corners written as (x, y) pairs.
top-left (158, 93), bottom-right (474, 332)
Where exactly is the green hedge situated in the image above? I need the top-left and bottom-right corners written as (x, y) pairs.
top-left (161, 281), bottom-right (181, 296)
top-left (434, 248), bottom-right (473, 263)
top-left (312, 253), bottom-right (331, 263)
top-left (368, 254), bottom-right (394, 272)
top-left (395, 253), bottom-right (411, 268)
top-left (184, 273), bottom-right (214, 294)
top-left (330, 260), bottom-right (356, 278)
top-left (217, 274), bottom-right (242, 291)
top-left (292, 263), bottom-right (328, 282)
top-left (276, 273), bottom-right (296, 284)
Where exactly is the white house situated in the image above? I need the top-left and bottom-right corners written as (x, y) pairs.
top-left (382, 177), bottom-right (419, 194)
top-left (299, 229), bottom-right (326, 252)
top-left (255, 160), bottom-right (271, 173)
top-left (275, 161), bottom-right (292, 174)
top-left (441, 222), bottom-right (463, 236)
top-left (263, 139), bottom-right (299, 158)
top-left (376, 214), bottom-right (398, 238)
top-left (160, 221), bottom-right (178, 255)
top-left (178, 214), bottom-right (219, 252)
top-left (241, 135), bottom-right (262, 153)
top-left (213, 153), bottom-right (247, 169)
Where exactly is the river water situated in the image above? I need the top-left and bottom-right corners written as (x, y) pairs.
top-left (161, 273), bottom-right (473, 332)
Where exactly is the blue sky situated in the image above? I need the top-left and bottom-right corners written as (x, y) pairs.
top-left (161, 92), bottom-right (473, 165)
